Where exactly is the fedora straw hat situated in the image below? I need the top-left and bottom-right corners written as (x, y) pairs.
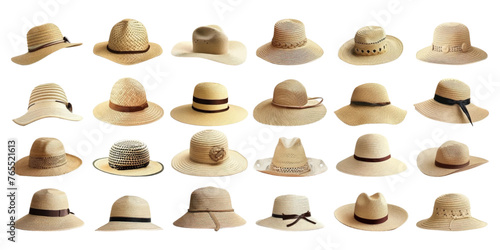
top-left (254, 137), bottom-right (327, 177)
top-left (174, 187), bottom-right (245, 231)
top-left (16, 189), bottom-right (83, 231)
top-left (171, 130), bottom-right (247, 177)
top-left (257, 19), bottom-right (323, 65)
top-left (256, 195), bottom-right (323, 231)
top-left (417, 193), bottom-right (487, 231)
top-left (96, 196), bottom-right (161, 231)
top-left (338, 26), bottom-right (403, 65)
top-left (335, 83), bottom-right (406, 126)
top-left (170, 82), bottom-right (247, 126)
top-left (94, 19), bottom-right (162, 65)
top-left (414, 78), bottom-right (488, 125)
top-left (335, 193), bottom-right (407, 231)
top-left (93, 77), bottom-right (164, 126)
top-left (12, 23), bottom-right (81, 65)
top-left (13, 83), bottom-right (82, 126)
top-left (417, 22), bottom-right (487, 65)
top-left (16, 137), bottom-right (82, 177)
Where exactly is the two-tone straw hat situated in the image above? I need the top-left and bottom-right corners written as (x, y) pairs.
top-left (96, 196), bottom-right (161, 231)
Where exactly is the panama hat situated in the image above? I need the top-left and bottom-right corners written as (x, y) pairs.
top-left (94, 19), bottom-right (162, 65)
top-left (170, 82), bottom-right (247, 126)
top-left (16, 189), bottom-right (83, 231)
top-left (338, 26), bottom-right (403, 65)
top-left (96, 196), bottom-right (161, 231)
top-left (417, 22), bottom-right (487, 65)
top-left (174, 187), bottom-right (245, 231)
top-left (12, 23), bottom-right (81, 65)
top-left (93, 77), bottom-right (164, 126)
top-left (257, 19), bottom-right (323, 65)
top-left (335, 193), bottom-right (407, 231)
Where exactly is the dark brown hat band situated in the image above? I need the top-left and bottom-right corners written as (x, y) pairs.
top-left (350, 101), bottom-right (391, 107)
top-left (354, 154), bottom-right (391, 162)
top-left (272, 211), bottom-right (316, 227)
top-left (192, 96), bottom-right (229, 113)
top-left (109, 217), bottom-right (151, 223)
top-left (106, 44), bottom-right (150, 54)
top-left (435, 160), bottom-right (470, 169)
top-left (354, 213), bottom-right (388, 224)
top-left (29, 208), bottom-right (72, 217)
top-left (109, 101), bottom-right (148, 112)
top-left (28, 37), bottom-right (70, 52)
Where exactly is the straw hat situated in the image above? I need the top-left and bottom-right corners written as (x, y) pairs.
top-left (16, 137), bottom-right (82, 177)
top-left (174, 187), bottom-right (245, 231)
top-left (417, 193), bottom-right (487, 231)
top-left (414, 78), bottom-right (488, 125)
top-left (335, 193), bottom-right (407, 231)
top-left (417, 22), bottom-right (487, 65)
top-left (254, 137), bottom-right (327, 177)
top-left (170, 82), bottom-right (247, 126)
top-left (16, 189), bottom-right (83, 231)
top-left (338, 26), bottom-right (403, 65)
top-left (94, 19), bottom-right (162, 65)
top-left (335, 83), bottom-right (406, 126)
top-left (257, 19), bottom-right (323, 65)
top-left (96, 196), bottom-right (161, 231)
top-left (12, 23), bottom-right (81, 65)
top-left (171, 130), bottom-right (247, 177)
top-left (93, 77), bottom-right (164, 126)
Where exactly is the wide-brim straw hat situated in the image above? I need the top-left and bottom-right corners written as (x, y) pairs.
top-left (97, 196), bottom-right (161, 231)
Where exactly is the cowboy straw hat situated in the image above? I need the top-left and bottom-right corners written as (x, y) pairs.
top-left (257, 19), bottom-right (323, 65)
top-left (16, 189), bottom-right (83, 231)
top-left (338, 26), bottom-right (403, 65)
top-left (12, 23), bottom-right (81, 65)
top-left (96, 196), bottom-right (161, 231)
top-left (417, 22), bottom-right (487, 65)
top-left (94, 19), bottom-right (162, 65)
top-left (93, 77), bottom-right (164, 126)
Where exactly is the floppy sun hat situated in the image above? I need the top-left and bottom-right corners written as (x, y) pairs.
top-left (96, 196), bottom-right (161, 231)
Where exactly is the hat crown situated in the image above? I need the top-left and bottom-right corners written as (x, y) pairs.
top-left (192, 25), bottom-right (228, 55)
top-left (354, 134), bottom-right (391, 159)
top-left (271, 19), bottom-right (307, 48)
top-left (108, 140), bottom-right (150, 168)
top-left (189, 130), bottom-right (229, 164)
top-left (28, 83), bottom-right (69, 106)
top-left (30, 188), bottom-right (69, 210)
top-left (435, 79), bottom-right (470, 100)
top-left (354, 193), bottom-right (389, 219)
top-left (354, 26), bottom-right (386, 44)
top-left (435, 141), bottom-right (470, 165)
top-left (107, 19), bottom-right (150, 52)
top-left (192, 82), bottom-right (229, 112)
top-left (272, 195), bottom-right (311, 214)
top-left (29, 137), bottom-right (66, 158)
top-left (432, 22), bottom-right (471, 47)
top-left (272, 137), bottom-right (308, 167)
top-left (351, 83), bottom-right (390, 103)
top-left (110, 196), bottom-right (151, 218)
top-left (26, 23), bottom-right (64, 48)
top-left (109, 78), bottom-right (148, 107)
top-left (189, 187), bottom-right (233, 211)
top-left (431, 193), bottom-right (471, 219)
top-left (272, 80), bottom-right (309, 106)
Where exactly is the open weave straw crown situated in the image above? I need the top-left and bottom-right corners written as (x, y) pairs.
top-left (109, 196), bottom-right (151, 218)
top-left (354, 134), bottom-right (390, 159)
top-left (107, 19), bottom-right (150, 52)
top-left (192, 82), bottom-right (229, 112)
top-left (354, 193), bottom-right (388, 220)
top-left (271, 138), bottom-right (308, 174)
top-left (28, 138), bottom-right (69, 168)
top-left (273, 79), bottom-right (311, 106)
top-left (353, 26), bottom-right (388, 56)
top-left (435, 141), bottom-right (470, 166)
top-left (189, 130), bottom-right (229, 164)
top-left (193, 25), bottom-right (228, 54)
top-left (431, 23), bottom-right (471, 53)
top-left (272, 19), bottom-right (307, 49)
top-left (351, 83), bottom-right (390, 103)
top-left (108, 140), bottom-right (150, 169)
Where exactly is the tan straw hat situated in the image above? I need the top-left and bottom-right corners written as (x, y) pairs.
top-left (257, 19), bottom-right (323, 65)
top-left (94, 19), bottom-right (162, 65)
top-left (16, 189), bottom-right (83, 231)
top-left (96, 196), bottom-right (161, 231)
top-left (93, 77), bottom-right (164, 126)
top-left (338, 26), bottom-right (403, 65)
top-left (170, 82), bottom-right (247, 126)
top-left (335, 83), bottom-right (406, 126)
top-left (335, 193), bottom-right (407, 231)
top-left (417, 22), bottom-right (487, 65)
top-left (417, 193), bottom-right (487, 231)
top-left (174, 187), bottom-right (245, 231)
top-left (12, 23), bottom-right (81, 65)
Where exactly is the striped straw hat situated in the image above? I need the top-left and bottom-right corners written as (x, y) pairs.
top-left (96, 196), bottom-right (161, 231)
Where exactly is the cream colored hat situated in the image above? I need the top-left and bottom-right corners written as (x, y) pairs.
top-left (96, 196), bottom-right (161, 231)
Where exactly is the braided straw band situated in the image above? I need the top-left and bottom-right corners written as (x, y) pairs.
top-left (188, 209), bottom-right (235, 231)
top-left (28, 100), bottom-right (73, 112)
top-left (28, 37), bottom-right (70, 52)
top-left (434, 207), bottom-right (472, 230)
top-left (109, 217), bottom-right (151, 223)
top-left (271, 97), bottom-right (323, 109)
top-left (432, 44), bottom-right (469, 53)
top-left (435, 160), bottom-right (470, 169)
top-left (270, 164), bottom-right (310, 174)
top-left (350, 101), bottom-right (391, 107)
top-left (109, 101), bottom-right (149, 112)
top-left (29, 154), bottom-right (67, 169)
top-left (354, 214), bottom-right (388, 224)
top-left (354, 154), bottom-right (391, 162)
top-left (106, 44), bottom-right (150, 54)
top-left (192, 97), bottom-right (230, 113)
top-left (271, 38), bottom-right (308, 49)
top-left (29, 208), bottom-right (73, 217)
top-left (272, 211), bottom-right (316, 227)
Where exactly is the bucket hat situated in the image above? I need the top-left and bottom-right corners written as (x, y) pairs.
top-left (96, 196), bottom-right (161, 231)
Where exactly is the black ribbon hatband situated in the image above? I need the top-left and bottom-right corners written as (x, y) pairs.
top-left (109, 217), bottom-right (151, 223)
top-left (434, 94), bottom-right (473, 125)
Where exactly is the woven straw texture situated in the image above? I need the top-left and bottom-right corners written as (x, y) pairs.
top-left (97, 196), bottom-right (161, 231)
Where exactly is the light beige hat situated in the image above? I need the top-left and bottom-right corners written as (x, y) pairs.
top-left (16, 189), bottom-right (83, 231)
top-left (96, 196), bottom-right (161, 231)
top-left (338, 26), bottom-right (403, 65)
top-left (335, 193), bottom-right (407, 231)
top-left (94, 19), bottom-right (162, 65)
top-left (257, 19), bottom-right (323, 65)
top-left (417, 22), bottom-right (487, 65)
top-left (337, 134), bottom-right (406, 177)
top-left (93, 77), bottom-right (164, 126)
top-left (174, 187), bottom-right (245, 231)
top-left (335, 83), bottom-right (406, 126)
top-left (417, 193), bottom-right (487, 231)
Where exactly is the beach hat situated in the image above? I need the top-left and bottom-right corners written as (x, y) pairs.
top-left (417, 22), bottom-right (487, 65)
top-left (13, 83), bottom-right (82, 126)
top-left (171, 25), bottom-right (246, 65)
top-left (93, 19), bottom-right (162, 65)
top-left (254, 137), bottom-right (327, 177)
top-left (253, 79), bottom-right (326, 126)
top-left (336, 134), bottom-right (406, 177)
top-left (170, 82), bottom-right (247, 126)
top-left (257, 19), bottom-right (323, 65)
top-left (334, 83), bottom-right (406, 126)
top-left (171, 130), bottom-right (247, 177)
top-left (417, 193), bottom-right (487, 231)
top-left (96, 196), bottom-right (161, 231)
top-left (174, 187), bottom-right (245, 231)
top-left (16, 137), bottom-right (82, 177)
top-left (338, 26), bottom-right (403, 65)
top-left (335, 193), bottom-right (407, 231)
top-left (16, 189), bottom-right (83, 231)
top-left (12, 23), bottom-right (81, 65)
top-left (256, 195), bottom-right (323, 231)
top-left (414, 78), bottom-right (488, 125)
top-left (93, 77), bottom-right (164, 126)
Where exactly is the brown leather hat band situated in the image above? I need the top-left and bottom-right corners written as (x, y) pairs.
top-left (29, 208), bottom-right (72, 217)
top-left (106, 44), bottom-right (150, 54)
top-left (435, 160), bottom-right (470, 169)
top-left (109, 101), bottom-right (148, 112)
top-left (354, 154), bottom-right (391, 162)
top-left (354, 214), bottom-right (388, 224)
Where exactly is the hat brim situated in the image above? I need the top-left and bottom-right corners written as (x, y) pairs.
top-left (93, 158), bottom-right (164, 177)
top-left (174, 211), bottom-right (246, 230)
top-left (256, 215), bottom-right (323, 231)
top-left (334, 104), bottom-right (406, 126)
top-left (256, 39), bottom-right (323, 65)
top-left (171, 41), bottom-right (246, 65)
top-left (334, 203), bottom-right (408, 231)
top-left (253, 99), bottom-right (326, 126)
top-left (93, 42), bottom-right (163, 65)
top-left (96, 221), bottom-right (162, 231)
top-left (170, 104), bottom-right (247, 126)
top-left (416, 147), bottom-right (488, 177)
top-left (171, 149), bottom-right (247, 177)
top-left (13, 101), bottom-right (83, 126)
top-left (11, 42), bottom-right (82, 66)
top-left (336, 155), bottom-right (406, 177)
top-left (338, 35), bottom-right (402, 65)
top-left (15, 154), bottom-right (82, 177)
top-left (414, 99), bottom-right (488, 124)
top-left (416, 46), bottom-right (487, 65)
top-left (417, 217), bottom-right (487, 231)
top-left (93, 101), bottom-right (164, 126)
top-left (254, 158), bottom-right (327, 177)
top-left (16, 213), bottom-right (84, 231)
